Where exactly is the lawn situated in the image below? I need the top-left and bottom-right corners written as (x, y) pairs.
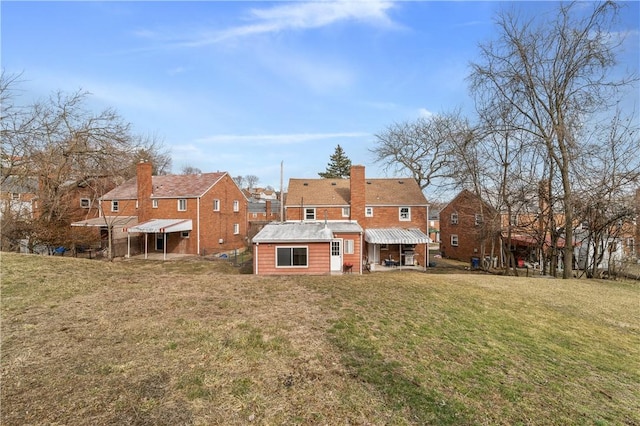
top-left (1, 253), bottom-right (638, 425)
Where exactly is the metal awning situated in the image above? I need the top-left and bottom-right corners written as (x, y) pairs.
top-left (365, 228), bottom-right (431, 245)
top-left (126, 219), bottom-right (192, 234)
top-left (71, 216), bottom-right (138, 228)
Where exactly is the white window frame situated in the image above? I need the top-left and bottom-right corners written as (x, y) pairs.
top-left (213, 199), bottom-right (220, 211)
top-left (509, 214), bottom-right (518, 226)
top-left (475, 213), bottom-right (483, 226)
top-left (342, 207), bottom-right (350, 218)
top-left (305, 208), bottom-right (316, 221)
top-left (451, 212), bottom-right (458, 225)
top-left (276, 246), bottom-right (308, 268)
top-left (80, 198), bottom-right (90, 209)
top-left (233, 223), bottom-right (240, 235)
top-left (111, 200), bottom-right (119, 212)
top-left (152, 199), bottom-right (158, 209)
top-left (178, 199), bottom-right (187, 211)
top-left (365, 207), bottom-right (373, 217)
top-left (451, 234), bottom-right (459, 246)
top-left (181, 231), bottom-right (190, 238)
top-left (399, 207), bottom-right (411, 221)
top-left (233, 200), bottom-right (240, 212)
top-left (11, 193), bottom-right (19, 201)
top-left (344, 239), bottom-right (355, 255)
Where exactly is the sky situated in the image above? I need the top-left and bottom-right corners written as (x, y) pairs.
top-left (2, 1), bottom-right (639, 197)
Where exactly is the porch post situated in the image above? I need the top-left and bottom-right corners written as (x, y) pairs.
top-left (144, 233), bottom-right (148, 259)
top-left (127, 232), bottom-right (130, 258)
top-left (163, 233), bottom-right (167, 261)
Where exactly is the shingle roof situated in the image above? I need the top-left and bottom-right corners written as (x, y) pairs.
top-left (252, 222), bottom-right (334, 243)
top-left (285, 177), bottom-right (427, 207)
top-left (101, 172), bottom-right (226, 200)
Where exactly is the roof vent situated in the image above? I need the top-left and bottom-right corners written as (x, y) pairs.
top-left (331, 182), bottom-right (337, 186)
top-left (398, 180), bottom-right (404, 184)
top-left (303, 182), bottom-right (308, 186)
top-left (366, 181), bottom-right (372, 184)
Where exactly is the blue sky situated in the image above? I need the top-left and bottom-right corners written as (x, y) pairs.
top-left (2, 1), bottom-right (639, 194)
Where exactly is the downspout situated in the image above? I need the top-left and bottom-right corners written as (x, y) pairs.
top-left (197, 196), bottom-right (201, 255)
top-left (127, 231), bottom-right (131, 258)
top-left (426, 203), bottom-right (430, 271)
top-left (359, 231), bottom-right (363, 274)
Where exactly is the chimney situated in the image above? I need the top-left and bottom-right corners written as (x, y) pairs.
top-left (350, 165), bottom-right (366, 224)
top-left (137, 160), bottom-right (153, 223)
top-left (265, 199), bottom-right (272, 220)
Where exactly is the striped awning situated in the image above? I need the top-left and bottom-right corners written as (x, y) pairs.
top-left (365, 228), bottom-right (431, 245)
top-left (126, 219), bottom-right (192, 234)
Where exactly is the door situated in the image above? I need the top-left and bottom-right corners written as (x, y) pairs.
top-left (330, 239), bottom-right (342, 272)
top-left (155, 233), bottom-right (164, 251)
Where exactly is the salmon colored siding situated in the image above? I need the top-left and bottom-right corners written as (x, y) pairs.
top-left (335, 232), bottom-right (362, 272)
top-left (254, 242), bottom-right (330, 275)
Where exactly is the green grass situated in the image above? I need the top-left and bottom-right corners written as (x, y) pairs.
top-left (1, 253), bottom-right (639, 425)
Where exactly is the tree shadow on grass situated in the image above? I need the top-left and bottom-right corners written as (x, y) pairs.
top-left (329, 314), bottom-right (470, 425)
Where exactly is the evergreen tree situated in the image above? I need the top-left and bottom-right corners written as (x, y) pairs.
top-left (318, 144), bottom-right (352, 178)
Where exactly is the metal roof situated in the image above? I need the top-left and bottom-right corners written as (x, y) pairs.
top-left (364, 228), bottom-right (431, 245)
top-left (126, 219), bottom-right (192, 234)
top-left (326, 222), bottom-right (363, 234)
top-left (71, 216), bottom-right (138, 228)
top-left (252, 222), bottom-right (334, 243)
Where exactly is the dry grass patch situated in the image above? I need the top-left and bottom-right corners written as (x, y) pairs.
top-left (2, 253), bottom-right (639, 425)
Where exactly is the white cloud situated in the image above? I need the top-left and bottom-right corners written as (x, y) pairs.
top-left (136, 0), bottom-right (399, 48)
top-left (418, 108), bottom-right (434, 118)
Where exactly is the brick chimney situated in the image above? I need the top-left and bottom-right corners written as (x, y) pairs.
top-left (265, 199), bottom-right (272, 220)
top-left (137, 160), bottom-right (153, 223)
top-left (350, 165), bottom-right (366, 224)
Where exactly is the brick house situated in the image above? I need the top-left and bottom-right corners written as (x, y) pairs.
top-left (252, 165), bottom-right (430, 275)
top-left (95, 161), bottom-right (248, 259)
top-left (439, 189), bottom-right (501, 266)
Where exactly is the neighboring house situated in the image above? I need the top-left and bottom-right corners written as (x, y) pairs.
top-left (428, 208), bottom-right (440, 243)
top-left (247, 198), bottom-right (282, 241)
top-left (85, 160), bottom-right (248, 259)
top-left (253, 165), bottom-right (430, 275)
top-left (0, 176), bottom-right (36, 221)
top-left (439, 189), bottom-right (501, 266)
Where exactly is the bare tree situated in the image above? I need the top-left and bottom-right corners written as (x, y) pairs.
top-left (371, 111), bottom-right (473, 191)
top-left (245, 174), bottom-right (259, 190)
top-left (1, 80), bottom-right (170, 255)
top-left (181, 165), bottom-right (202, 175)
top-left (233, 175), bottom-right (245, 188)
top-left (469, 1), bottom-right (637, 278)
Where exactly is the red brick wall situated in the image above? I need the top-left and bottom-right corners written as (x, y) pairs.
top-left (440, 190), bottom-right (500, 263)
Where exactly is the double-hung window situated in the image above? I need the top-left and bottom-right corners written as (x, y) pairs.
top-left (233, 223), bottom-right (240, 235)
top-left (80, 198), bottom-right (90, 208)
top-left (213, 199), bottom-right (220, 211)
top-left (451, 235), bottom-right (459, 246)
top-left (178, 199), bottom-right (187, 211)
top-left (365, 207), bottom-right (374, 217)
top-left (342, 207), bottom-right (350, 218)
top-left (111, 200), bottom-right (119, 212)
top-left (399, 207), bottom-right (411, 221)
top-left (475, 214), bottom-right (483, 226)
top-left (451, 212), bottom-right (458, 225)
top-left (276, 246), bottom-right (308, 267)
top-left (344, 239), bottom-right (355, 255)
top-left (152, 199), bottom-right (159, 209)
top-left (305, 208), bottom-right (316, 220)
top-left (233, 200), bottom-right (239, 212)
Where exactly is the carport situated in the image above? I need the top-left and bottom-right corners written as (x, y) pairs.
top-left (125, 219), bottom-right (192, 260)
top-left (364, 228), bottom-right (431, 270)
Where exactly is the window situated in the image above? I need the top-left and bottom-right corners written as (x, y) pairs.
top-left (342, 207), bottom-right (350, 217)
top-left (451, 212), bottom-right (458, 225)
top-left (111, 200), bottom-right (119, 212)
top-left (399, 207), bottom-right (411, 221)
top-left (181, 231), bottom-right (190, 238)
top-left (178, 199), bottom-right (187, 211)
top-left (628, 238), bottom-right (635, 254)
top-left (344, 239), bottom-right (355, 255)
top-left (252, 213), bottom-right (257, 218)
top-left (152, 199), bottom-right (158, 208)
top-left (305, 208), bottom-right (316, 220)
top-left (233, 200), bottom-right (239, 212)
top-left (451, 234), bottom-right (459, 246)
top-left (11, 193), bottom-right (19, 201)
top-left (276, 246), bottom-right (308, 267)
top-left (80, 198), bottom-right (90, 208)
top-left (213, 199), bottom-right (220, 211)
top-left (475, 214), bottom-right (483, 226)
top-left (509, 214), bottom-right (518, 226)
top-left (331, 241), bottom-right (341, 256)
top-left (233, 223), bottom-right (239, 235)
top-left (365, 207), bottom-right (373, 217)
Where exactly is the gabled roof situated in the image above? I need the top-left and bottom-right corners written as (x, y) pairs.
top-left (285, 177), bottom-right (426, 207)
top-left (101, 172), bottom-right (226, 200)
